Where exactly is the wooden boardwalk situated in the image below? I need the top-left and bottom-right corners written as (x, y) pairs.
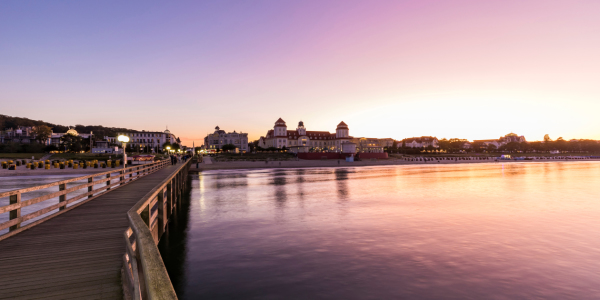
top-left (0, 164), bottom-right (181, 300)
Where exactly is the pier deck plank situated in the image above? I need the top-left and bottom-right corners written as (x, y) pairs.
top-left (0, 164), bottom-right (180, 300)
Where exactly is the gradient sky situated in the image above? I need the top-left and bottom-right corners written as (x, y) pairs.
top-left (1, 0), bottom-right (599, 146)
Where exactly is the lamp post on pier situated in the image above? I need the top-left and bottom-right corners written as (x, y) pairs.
top-left (118, 135), bottom-right (130, 170)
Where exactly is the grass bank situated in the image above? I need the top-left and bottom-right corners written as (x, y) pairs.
top-left (0, 153), bottom-right (45, 159)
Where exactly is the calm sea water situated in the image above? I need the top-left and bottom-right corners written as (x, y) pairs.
top-left (159, 162), bottom-right (600, 300)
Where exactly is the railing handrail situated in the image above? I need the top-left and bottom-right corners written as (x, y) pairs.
top-left (0, 162), bottom-right (160, 198)
top-left (125, 159), bottom-right (191, 300)
top-left (0, 159), bottom-right (169, 238)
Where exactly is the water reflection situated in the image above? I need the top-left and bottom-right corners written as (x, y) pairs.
top-left (271, 171), bottom-right (288, 208)
top-left (334, 168), bottom-right (349, 200)
top-left (160, 162), bottom-right (600, 300)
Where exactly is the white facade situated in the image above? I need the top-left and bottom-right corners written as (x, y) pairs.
top-left (402, 136), bottom-right (440, 148)
top-left (258, 119), bottom-right (355, 153)
top-left (203, 126), bottom-right (249, 152)
top-left (473, 133), bottom-right (527, 149)
top-left (108, 128), bottom-right (178, 152)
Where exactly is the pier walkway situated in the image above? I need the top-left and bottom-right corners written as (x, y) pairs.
top-left (0, 163), bottom-right (182, 300)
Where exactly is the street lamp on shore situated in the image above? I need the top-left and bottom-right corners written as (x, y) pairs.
top-left (118, 135), bottom-right (130, 169)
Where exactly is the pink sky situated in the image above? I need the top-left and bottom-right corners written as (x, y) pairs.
top-left (1, 0), bottom-right (599, 145)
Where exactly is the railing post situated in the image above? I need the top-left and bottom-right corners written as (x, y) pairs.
top-left (120, 170), bottom-right (124, 185)
top-left (141, 204), bottom-right (150, 227)
top-left (167, 182), bottom-right (173, 214)
top-left (173, 176), bottom-right (178, 203)
top-left (9, 193), bottom-right (21, 231)
top-left (88, 177), bottom-right (93, 199)
top-left (106, 173), bottom-right (111, 190)
top-left (179, 172), bottom-right (183, 195)
top-left (157, 189), bottom-right (165, 237)
top-left (59, 183), bottom-right (66, 210)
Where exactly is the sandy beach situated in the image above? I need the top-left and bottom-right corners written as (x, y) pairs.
top-left (190, 157), bottom-right (600, 172)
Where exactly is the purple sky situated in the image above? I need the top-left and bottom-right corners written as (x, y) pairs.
top-left (1, 1), bottom-right (599, 145)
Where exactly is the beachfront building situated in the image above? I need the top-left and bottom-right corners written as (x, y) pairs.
top-left (499, 133), bottom-right (527, 144)
top-left (48, 128), bottom-right (92, 147)
top-left (350, 137), bottom-right (387, 153)
top-left (0, 126), bottom-right (35, 144)
top-left (474, 133), bottom-right (526, 149)
top-left (401, 136), bottom-right (440, 148)
top-left (91, 141), bottom-right (123, 154)
top-left (0, 126), bottom-right (92, 146)
top-left (106, 128), bottom-right (179, 153)
top-left (203, 126), bottom-right (249, 152)
top-left (258, 119), bottom-right (353, 153)
top-left (257, 118), bottom-right (386, 154)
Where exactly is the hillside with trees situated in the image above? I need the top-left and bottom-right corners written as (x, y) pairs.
top-left (0, 114), bottom-right (138, 138)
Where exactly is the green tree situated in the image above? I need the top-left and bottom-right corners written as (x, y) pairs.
top-left (60, 133), bottom-right (84, 152)
top-left (471, 141), bottom-right (484, 152)
top-left (555, 137), bottom-right (567, 152)
top-left (438, 138), bottom-right (451, 151)
top-left (487, 144), bottom-right (497, 152)
top-left (449, 138), bottom-right (468, 150)
top-left (501, 142), bottom-right (521, 153)
top-left (31, 125), bottom-right (52, 144)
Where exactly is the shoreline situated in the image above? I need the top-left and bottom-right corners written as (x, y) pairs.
top-left (190, 158), bottom-right (600, 172)
top-left (2, 158), bottom-right (598, 176)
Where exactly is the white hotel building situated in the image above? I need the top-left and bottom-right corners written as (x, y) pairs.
top-left (258, 118), bottom-right (357, 153)
top-left (105, 128), bottom-right (178, 152)
top-left (203, 126), bottom-right (249, 152)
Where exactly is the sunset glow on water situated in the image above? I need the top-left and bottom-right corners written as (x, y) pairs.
top-left (160, 162), bottom-right (600, 299)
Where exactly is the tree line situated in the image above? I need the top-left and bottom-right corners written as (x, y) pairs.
top-left (1, 114), bottom-right (139, 139)
top-left (386, 137), bottom-right (600, 154)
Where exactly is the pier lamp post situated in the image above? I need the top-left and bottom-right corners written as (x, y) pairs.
top-left (118, 135), bottom-right (130, 169)
top-left (166, 146), bottom-right (171, 156)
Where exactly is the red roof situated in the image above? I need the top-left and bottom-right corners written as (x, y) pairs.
top-left (274, 118), bottom-right (286, 126)
top-left (337, 121), bottom-right (349, 128)
top-left (264, 129), bottom-right (353, 140)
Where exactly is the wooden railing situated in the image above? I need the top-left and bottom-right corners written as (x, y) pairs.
top-left (123, 159), bottom-right (191, 300)
top-left (0, 160), bottom-right (170, 241)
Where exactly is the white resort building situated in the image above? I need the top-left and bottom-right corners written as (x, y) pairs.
top-left (258, 118), bottom-right (387, 154)
top-left (106, 128), bottom-right (179, 152)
